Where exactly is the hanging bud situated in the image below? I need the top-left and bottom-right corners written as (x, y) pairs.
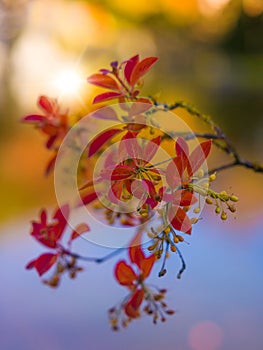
top-left (205, 198), bottom-right (213, 205)
top-left (209, 173), bottom-right (216, 182)
top-left (230, 195), bottom-right (239, 202)
top-left (221, 212), bottom-right (227, 220)
top-left (194, 207), bottom-right (201, 214)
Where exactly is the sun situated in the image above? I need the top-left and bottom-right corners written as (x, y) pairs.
top-left (53, 68), bottom-right (84, 96)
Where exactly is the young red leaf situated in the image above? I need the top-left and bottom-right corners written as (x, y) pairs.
top-left (176, 137), bottom-right (189, 159)
top-left (93, 91), bottom-right (123, 104)
top-left (27, 253), bottom-right (58, 276)
top-left (110, 165), bottom-right (134, 181)
top-left (88, 128), bottom-right (122, 157)
top-left (166, 157), bottom-right (185, 188)
top-left (79, 191), bottom-right (98, 206)
top-left (115, 261), bottom-right (136, 286)
top-left (142, 136), bottom-right (161, 163)
top-left (139, 254), bottom-right (155, 279)
top-left (38, 96), bottom-right (53, 114)
top-left (22, 114), bottom-right (45, 122)
top-left (177, 190), bottom-right (197, 207)
top-left (87, 74), bottom-right (120, 91)
top-left (130, 57), bottom-right (158, 86)
top-left (108, 182), bottom-right (123, 203)
top-left (121, 131), bottom-right (141, 160)
top-left (188, 139), bottom-right (212, 176)
top-left (124, 55), bottom-right (139, 83)
top-left (169, 206), bottom-right (192, 235)
top-left (69, 223), bottom-right (90, 244)
top-left (124, 289), bottom-right (144, 318)
top-left (91, 107), bottom-right (119, 121)
top-left (45, 153), bottom-right (57, 176)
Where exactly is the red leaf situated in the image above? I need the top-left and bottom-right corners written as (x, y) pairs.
top-left (45, 153), bottom-right (57, 176)
top-left (140, 254), bottom-right (155, 279)
top-left (46, 134), bottom-right (57, 149)
top-left (87, 74), bottom-right (120, 91)
top-left (79, 192), bottom-right (98, 206)
top-left (93, 91), bottom-right (123, 104)
top-left (108, 182), bottom-right (123, 203)
top-left (110, 165), bottom-right (134, 181)
top-left (125, 289), bottom-right (144, 318)
top-left (88, 128), bottom-right (122, 157)
top-left (115, 261), bottom-right (136, 286)
top-left (121, 131), bottom-right (141, 160)
top-left (177, 190), bottom-right (197, 207)
top-left (176, 137), bottom-right (189, 158)
top-left (69, 223), bottom-right (90, 243)
top-left (53, 204), bottom-right (70, 235)
top-left (169, 206), bottom-right (192, 234)
top-left (27, 253), bottom-right (58, 276)
top-left (188, 140), bottom-right (212, 176)
top-left (124, 55), bottom-right (139, 83)
top-left (166, 157), bottom-right (185, 188)
top-left (91, 107), bottom-right (119, 121)
top-left (142, 136), bottom-right (161, 163)
top-left (38, 96), bottom-right (53, 114)
top-left (22, 114), bottom-right (45, 122)
top-left (130, 57), bottom-right (158, 86)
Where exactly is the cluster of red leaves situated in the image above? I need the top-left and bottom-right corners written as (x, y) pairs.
top-left (23, 54), bottom-right (235, 330)
top-left (26, 204), bottom-right (89, 285)
top-left (164, 136), bottom-right (212, 234)
top-left (87, 55), bottom-right (158, 104)
top-left (22, 96), bottom-right (70, 174)
top-left (109, 234), bottom-right (174, 329)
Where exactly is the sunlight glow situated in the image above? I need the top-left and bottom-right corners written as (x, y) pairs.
top-left (198, 0), bottom-right (231, 15)
top-left (52, 69), bottom-right (84, 96)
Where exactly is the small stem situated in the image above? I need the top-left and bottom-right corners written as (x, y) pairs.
top-left (158, 241), bottom-right (169, 277)
top-left (176, 246), bottom-right (186, 279)
top-left (63, 247), bottom-right (125, 264)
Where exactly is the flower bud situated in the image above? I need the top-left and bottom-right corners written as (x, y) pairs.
top-left (230, 195), bottom-right (239, 202)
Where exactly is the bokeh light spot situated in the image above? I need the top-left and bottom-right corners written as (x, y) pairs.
top-left (188, 320), bottom-right (224, 350)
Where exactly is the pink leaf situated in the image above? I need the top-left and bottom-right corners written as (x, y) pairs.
top-left (130, 57), bottom-right (158, 86)
top-left (88, 128), bottom-right (122, 157)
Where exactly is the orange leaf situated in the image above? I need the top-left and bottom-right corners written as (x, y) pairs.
top-left (124, 289), bottom-right (144, 318)
top-left (69, 223), bottom-right (90, 244)
top-left (87, 74), bottom-right (120, 91)
top-left (115, 261), bottom-right (136, 286)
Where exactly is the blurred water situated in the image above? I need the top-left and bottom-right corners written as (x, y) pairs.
top-left (1, 215), bottom-right (263, 350)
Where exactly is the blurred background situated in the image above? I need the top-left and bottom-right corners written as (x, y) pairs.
top-left (0, 0), bottom-right (263, 349)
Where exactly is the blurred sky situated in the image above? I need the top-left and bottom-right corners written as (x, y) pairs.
top-left (0, 0), bottom-right (263, 349)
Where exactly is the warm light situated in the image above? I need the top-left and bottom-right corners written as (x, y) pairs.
top-left (198, 0), bottom-right (231, 15)
top-left (52, 69), bottom-right (84, 96)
